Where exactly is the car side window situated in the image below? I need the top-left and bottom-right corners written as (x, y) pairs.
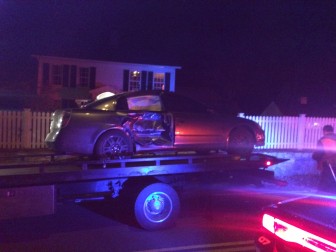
top-left (84, 98), bottom-right (117, 111)
top-left (93, 100), bottom-right (117, 111)
top-left (162, 93), bottom-right (208, 113)
top-left (126, 95), bottom-right (162, 111)
top-left (116, 97), bottom-right (128, 110)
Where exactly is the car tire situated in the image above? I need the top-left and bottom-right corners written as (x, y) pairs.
top-left (134, 182), bottom-right (180, 230)
top-left (227, 127), bottom-right (255, 156)
top-left (94, 130), bottom-right (132, 159)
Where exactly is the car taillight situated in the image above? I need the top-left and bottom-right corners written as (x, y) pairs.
top-left (262, 213), bottom-right (336, 252)
top-left (52, 111), bottom-right (71, 129)
top-left (60, 112), bottom-right (71, 128)
top-left (256, 132), bottom-right (265, 143)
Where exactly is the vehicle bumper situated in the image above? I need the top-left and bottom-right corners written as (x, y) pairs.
top-left (45, 132), bottom-right (58, 149)
top-left (255, 233), bottom-right (278, 252)
top-left (255, 232), bottom-right (311, 252)
top-left (45, 132), bottom-right (93, 155)
top-left (45, 140), bottom-right (56, 150)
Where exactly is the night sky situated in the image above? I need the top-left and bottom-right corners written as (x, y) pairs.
top-left (1, 0), bottom-right (336, 115)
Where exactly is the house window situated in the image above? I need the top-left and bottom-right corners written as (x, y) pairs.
top-left (129, 71), bottom-right (141, 91)
top-left (153, 73), bottom-right (165, 90)
top-left (51, 65), bottom-right (62, 85)
top-left (79, 67), bottom-right (90, 87)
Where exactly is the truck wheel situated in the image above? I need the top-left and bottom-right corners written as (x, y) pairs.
top-left (134, 183), bottom-right (180, 230)
top-left (94, 130), bottom-right (132, 159)
top-left (228, 128), bottom-right (255, 156)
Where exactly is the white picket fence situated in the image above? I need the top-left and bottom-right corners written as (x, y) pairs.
top-left (0, 109), bottom-right (51, 150)
top-left (0, 109), bottom-right (334, 150)
top-left (240, 113), bottom-right (336, 150)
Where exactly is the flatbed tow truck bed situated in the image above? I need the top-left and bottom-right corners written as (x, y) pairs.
top-left (0, 152), bottom-right (287, 230)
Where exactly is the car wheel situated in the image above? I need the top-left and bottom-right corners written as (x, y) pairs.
top-left (134, 182), bottom-right (180, 230)
top-left (227, 127), bottom-right (255, 156)
top-left (95, 130), bottom-right (132, 159)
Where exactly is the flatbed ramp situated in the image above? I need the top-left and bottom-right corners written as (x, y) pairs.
top-left (0, 152), bottom-right (287, 230)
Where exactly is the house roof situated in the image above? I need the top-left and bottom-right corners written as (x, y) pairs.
top-left (261, 101), bottom-right (283, 116)
top-left (32, 55), bottom-right (182, 70)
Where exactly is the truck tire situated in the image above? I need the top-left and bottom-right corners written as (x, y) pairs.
top-left (134, 182), bottom-right (180, 230)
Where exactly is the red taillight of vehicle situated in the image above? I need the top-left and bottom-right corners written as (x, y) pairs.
top-left (256, 132), bottom-right (265, 143)
top-left (60, 112), bottom-right (71, 128)
top-left (262, 213), bottom-right (336, 252)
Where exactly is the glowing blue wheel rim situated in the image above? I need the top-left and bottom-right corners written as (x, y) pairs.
top-left (143, 192), bottom-right (173, 223)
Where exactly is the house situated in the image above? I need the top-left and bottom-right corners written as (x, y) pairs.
top-left (33, 55), bottom-right (181, 108)
top-left (261, 101), bottom-right (283, 116)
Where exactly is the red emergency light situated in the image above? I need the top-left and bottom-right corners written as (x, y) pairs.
top-left (262, 213), bottom-right (336, 252)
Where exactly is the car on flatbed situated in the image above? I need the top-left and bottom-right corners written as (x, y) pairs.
top-left (45, 91), bottom-right (265, 158)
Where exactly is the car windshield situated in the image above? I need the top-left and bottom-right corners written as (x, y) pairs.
top-left (81, 94), bottom-right (163, 112)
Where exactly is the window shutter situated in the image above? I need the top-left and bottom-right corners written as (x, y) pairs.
top-left (123, 70), bottom-right (129, 91)
top-left (147, 71), bottom-right (153, 90)
top-left (62, 65), bottom-right (70, 87)
top-left (164, 73), bottom-right (171, 91)
top-left (141, 71), bottom-right (147, 90)
top-left (89, 67), bottom-right (96, 89)
top-left (42, 63), bottom-right (49, 86)
top-left (70, 65), bottom-right (77, 87)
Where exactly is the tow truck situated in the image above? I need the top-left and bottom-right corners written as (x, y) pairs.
top-left (0, 151), bottom-right (287, 230)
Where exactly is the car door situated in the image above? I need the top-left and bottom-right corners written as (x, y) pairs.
top-left (161, 93), bottom-right (226, 147)
top-left (122, 94), bottom-right (174, 147)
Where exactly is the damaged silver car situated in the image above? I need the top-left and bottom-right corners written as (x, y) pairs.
top-left (45, 91), bottom-right (265, 158)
